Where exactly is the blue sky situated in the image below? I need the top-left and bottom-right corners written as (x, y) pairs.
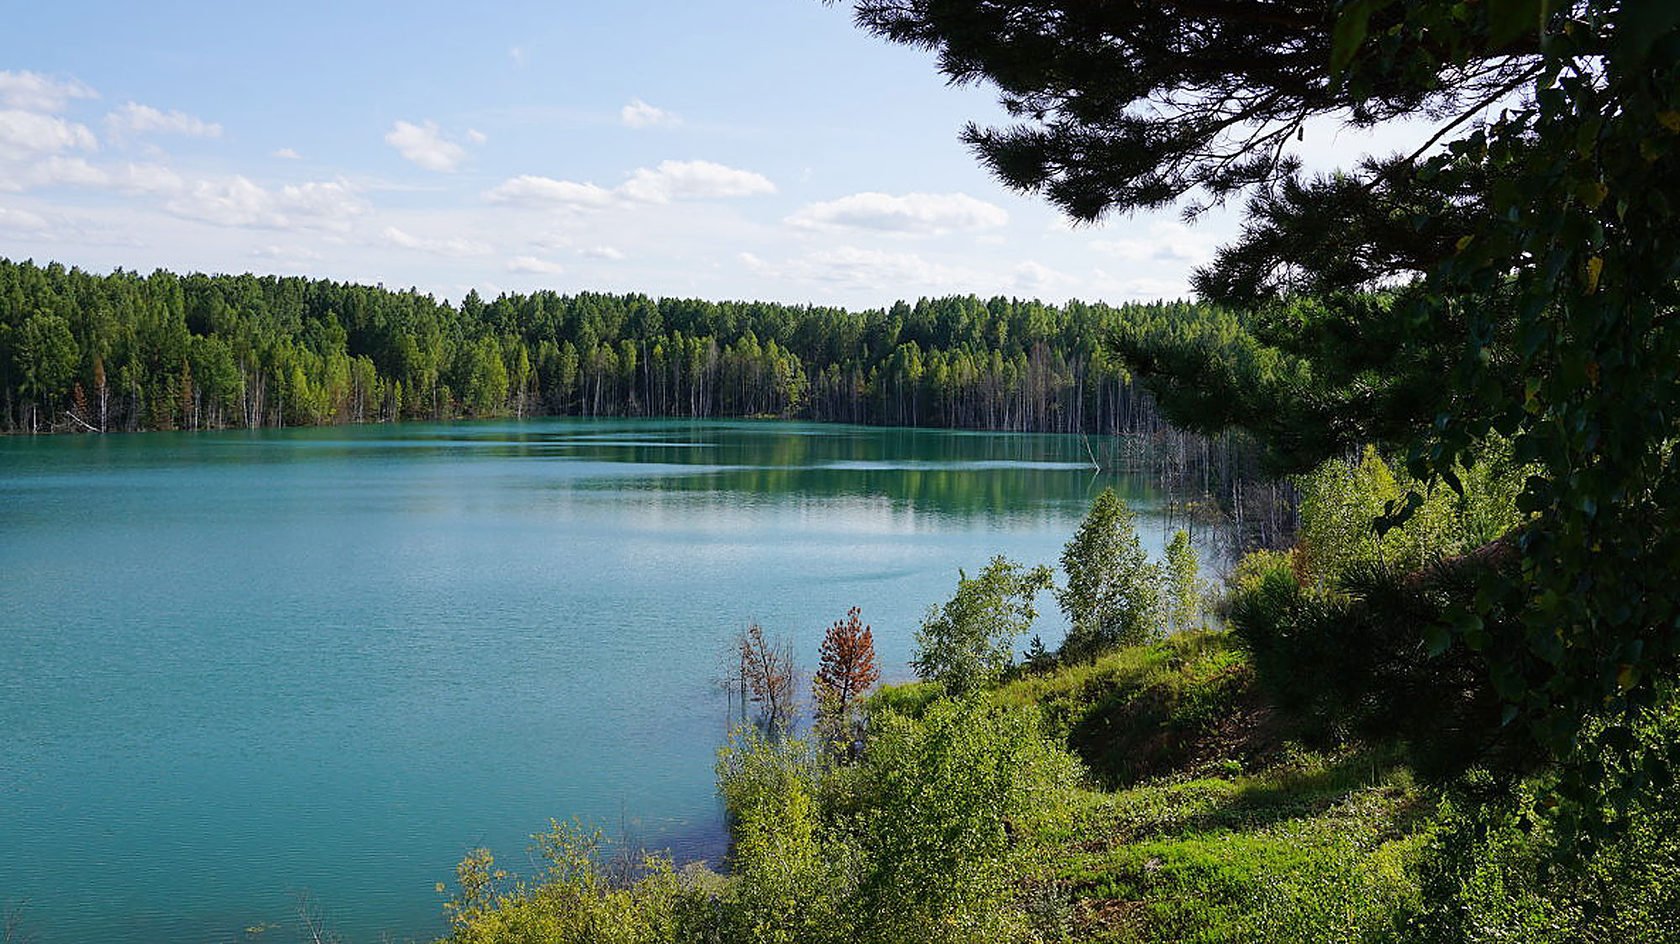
top-left (0, 0), bottom-right (1427, 308)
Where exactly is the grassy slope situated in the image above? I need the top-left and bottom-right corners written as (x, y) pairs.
top-left (970, 633), bottom-right (1436, 942)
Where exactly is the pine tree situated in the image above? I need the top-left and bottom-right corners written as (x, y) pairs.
top-left (839, 0), bottom-right (1680, 809)
top-left (813, 607), bottom-right (881, 756)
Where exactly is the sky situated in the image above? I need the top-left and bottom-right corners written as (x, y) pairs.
top-left (0, 0), bottom-right (1433, 310)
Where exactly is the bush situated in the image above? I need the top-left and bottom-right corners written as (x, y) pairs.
top-left (716, 730), bottom-right (852, 944)
top-left (1414, 700), bottom-right (1680, 943)
top-left (854, 697), bottom-right (1084, 942)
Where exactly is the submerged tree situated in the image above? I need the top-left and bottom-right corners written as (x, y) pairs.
top-left (813, 607), bottom-right (881, 755)
top-left (913, 555), bottom-right (1053, 695)
top-left (1058, 488), bottom-right (1161, 659)
top-left (839, 0), bottom-right (1680, 821)
top-left (736, 623), bottom-right (796, 733)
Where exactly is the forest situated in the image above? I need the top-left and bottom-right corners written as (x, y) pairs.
top-left (423, 0), bottom-right (1680, 938)
top-left (0, 257), bottom-right (1195, 437)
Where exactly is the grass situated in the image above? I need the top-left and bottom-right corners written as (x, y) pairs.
top-left (878, 630), bottom-right (1440, 943)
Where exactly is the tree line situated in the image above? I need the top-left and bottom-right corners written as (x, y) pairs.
top-left (0, 257), bottom-right (1202, 438)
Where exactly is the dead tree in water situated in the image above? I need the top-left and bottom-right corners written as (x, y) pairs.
top-left (734, 623), bottom-right (795, 733)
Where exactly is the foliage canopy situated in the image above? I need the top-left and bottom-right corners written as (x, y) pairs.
top-left (841, 0), bottom-right (1680, 817)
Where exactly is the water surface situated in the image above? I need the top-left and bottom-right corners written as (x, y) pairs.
top-left (0, 419), bottom-right (1224, 943)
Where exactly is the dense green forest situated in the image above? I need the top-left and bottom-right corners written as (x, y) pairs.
top-left (0, 257), bottom-right (1194, 437)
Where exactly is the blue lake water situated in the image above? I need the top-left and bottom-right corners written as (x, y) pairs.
top-left (0, 419), bottom-right (1223, 943)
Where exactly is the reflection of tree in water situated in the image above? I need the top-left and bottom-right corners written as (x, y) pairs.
top-left (238, 419), bottom-right (1285, 551)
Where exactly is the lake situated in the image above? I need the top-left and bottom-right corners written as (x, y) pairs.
top-left (0, 419), bottom-right (1227, 943)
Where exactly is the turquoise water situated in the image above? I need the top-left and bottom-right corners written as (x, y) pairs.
top-left (0, 419), bottom-right (1222, 943)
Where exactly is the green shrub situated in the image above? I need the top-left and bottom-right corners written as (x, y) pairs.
top-left (716, 730), bottom-right (852, 944)
top-left (854, 696), bottom-right (1083, 942)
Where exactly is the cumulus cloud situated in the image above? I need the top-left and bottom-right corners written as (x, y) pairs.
top-left (0, 156), bottom-right (110, 192)
top-left (106, 102), bottom-right (222, 139)
top-left (787, 191), bottom-right (1008, 235)
top-left (485, 160), bottom-right (774, 211)
top-left (619, 159), bottom-right (774, 203)
top-left (116, 162), bottom-right (184, 194)
top-left (788, 245), bottom-right (965, 289)
top-left (484, 175), bottom-right (615, 209)
top-left (621, 98), bottom-right (679, 129)
top-left (166, 175), bottom-right (368, 230)
top-left (0, 110), bottom-right (98, 161)
top-left (384, 119), bottom-right (467, 172)
top-left (1012, 260), bottom-right (1059, 294)
top-left (383, 226), bottom-right (492, 257)
top-left (0, 70), bottom-right (96, 112)
top-left (506, 255), bottom-right (565, 275)
top-left (251, 244), bottom-right (323, 262)
top-left (1091, 221), bottom-right (1216, 266)
top-left (0, 205), bottom-right (50, 232)
top-left (580, 245), bottom-right (624, 261)
top-left (466, 128), bottom-right (488, 145)
top-left (1091, 267), bottom-right (1192, 301)
top-left (273, 147), bottom-right (302, 160)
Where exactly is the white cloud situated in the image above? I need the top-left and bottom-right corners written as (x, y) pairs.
top-left (485, 175), bottom-right (615, 209)
top-left (1012, 260), bottom-right (1059, 294)
top-left (0, 205), bottom-right (49, 232)
top-left (0, 110), bottom-right (98, 161)
top-left (0, 156), bottom-right (109, 191)
top-left (281, 179), bottom-right (368, 223)
top-left (251, 244), bottom-right (323, 261)
top-left (787, 191), bottom-right (1008, 235)
top-left (506, 255), bottom-right (565, 274)
top-left (486, 160), bottom-right (773, 212)
top-left (580, 245), bottom-right (624, 261)
top-left (1091, 267), bottom-right (1191, 301)
top-left (384, 119), bottom-right (467, 172)
top-left (621, 98), bottom-right (679, 129)
top-left (466, 128), bottom-right (487, 145)
top-left (116, 162), bottom-right (184, 194)
top-left (1091, 221), bottom-right (1216, 266)
top-left (509, 46), bottom-right (527, 68)
top-left (106, 102), bottom-right (222, 139)
top-left (0, 70), bottom-right (96, 112)
top-left (620, 159), bottom-right (774, 203)
top-left (791, 245), bottom-right (963, 289)
top-left (383, 225), bottom-right (492, 257)
top-left (739, 251), bottom-right (766, 271)
top-left (166, 175), bottom-right (368, 230)
top-left (273, 147), bottom-right (302, 160)
top-left (167, 176), bottom-right (273, 227)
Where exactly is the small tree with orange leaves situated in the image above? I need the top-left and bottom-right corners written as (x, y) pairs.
top-left (813, 607), bottom-right (880, 756)
top-left (737, 623), bottom-right (796, 733)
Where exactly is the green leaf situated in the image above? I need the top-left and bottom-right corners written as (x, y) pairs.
top-left (1489, 0), bottom-right (1548, 50)
top-left (1331, 0), bottom-right (1378, 74)
top-left (1615, 0), bottom-right (1680, 65)
top-left (1424, 622), bottom-right (1451, 657)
